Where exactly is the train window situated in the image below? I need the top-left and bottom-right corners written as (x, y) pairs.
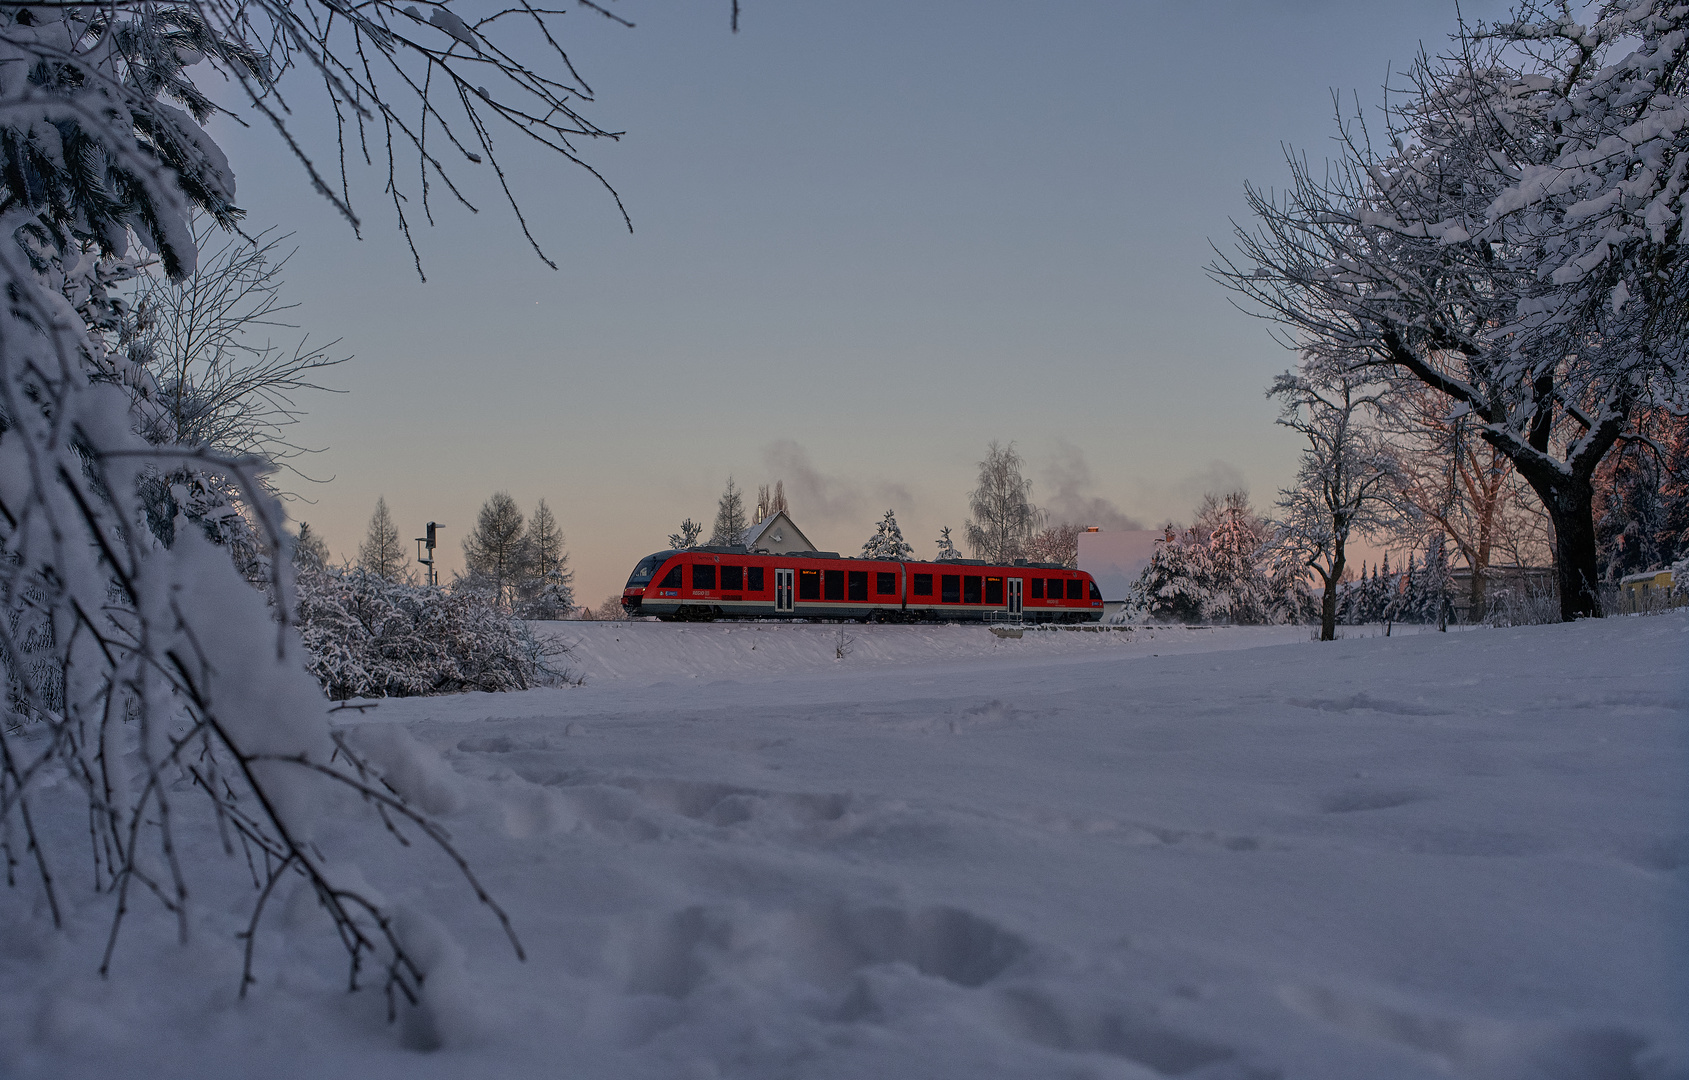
top-left (962, 576), bottom-right (982, 604)
top-left (824, 569), bottom-right (845, 601)
top-left (848, 570), bottom-right (868, 601)
top-left (1066, 578), bottom-right (1084, 600)
top-left (720, 565), bottom-right (743, 591)
top-left (798, 569), bottom-right (820, 600)
top-left (747, 566), bottom-right (764, 592)
top-left (692, 564), bottom-right (716, 590)
top-left (913, 574), bottom-right (934, 596)
top-left (659, 564), bottom-right (682, 589)
top-left (941, 575), bottom-right (961, 603)
top-left (1046, 577), bottom-right (1064, 599)
top-left (877, 572), bottom-right (897, 594)
top-left (984, 577), bottom-right (1004, 605)
top-left (1090, 581), bottom-right (1103, 600)
top-left (1029, 578), bottom-right (1045, 599)
top-left (626, 553), bottom-right (665, 587)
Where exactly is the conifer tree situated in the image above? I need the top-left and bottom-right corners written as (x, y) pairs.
top-left (295, 521), bottom-right (332, 571)
top-left (710, 477), bottom-right (749, 546)
top-left (668, 519), bottom-right (703, 550)
top-left (935, 527), bottom-right (962, 561)
top-left (518, 500), bottom-right (575, 619)
top-left (1423, 534), bottom-right (1454, 629)
top-left (357, 496), bottom-right (409, 581)
top-left (862, 510), bottom-right (915, 559)
top-left (462, 492), bottom-right (530, 609)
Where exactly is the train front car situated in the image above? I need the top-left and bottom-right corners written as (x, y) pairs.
top-left (620, 550), bottom-right (679, 618)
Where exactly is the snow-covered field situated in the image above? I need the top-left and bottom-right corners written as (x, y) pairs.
top-left (3, 615), bottom-right (1685, 1080)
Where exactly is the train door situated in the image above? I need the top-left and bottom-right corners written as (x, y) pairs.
top-left (1007, 577), bottom-right (1023, 619)
top-left (775, 568), bottom-right (795, 613)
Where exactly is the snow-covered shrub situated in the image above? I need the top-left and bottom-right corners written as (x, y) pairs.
top-left (0, 0), bottom-right (614, 1015)
top-left (296, 567), bottom-right (565, 700)
top-left (862, 509), bottom-right (915, 559)
top-left (1135, 494), bottom-right (1315, 625)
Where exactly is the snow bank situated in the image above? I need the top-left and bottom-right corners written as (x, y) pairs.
top-left (1, 615), bottom-right (1683, 1080)
top-left (538, 620), bottom-right (1321, 688)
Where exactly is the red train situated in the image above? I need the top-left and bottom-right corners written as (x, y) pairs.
top-left (621, 547), bottom-right (1105, 623)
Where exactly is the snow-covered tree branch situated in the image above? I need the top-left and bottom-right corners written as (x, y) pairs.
top-left (1213, 0), bottom-right (1689, 619)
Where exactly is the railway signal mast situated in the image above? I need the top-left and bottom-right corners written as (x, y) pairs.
top-left (416, 522), bottom-right (442, 586)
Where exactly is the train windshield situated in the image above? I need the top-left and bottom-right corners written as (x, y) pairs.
top-left (626, 553), bottom-right (671, 588)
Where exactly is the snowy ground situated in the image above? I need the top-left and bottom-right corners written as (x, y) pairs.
top-left (3, 615), bottom-right (1685, 1080)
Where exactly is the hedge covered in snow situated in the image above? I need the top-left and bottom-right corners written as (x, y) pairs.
top-left (295, 566), bottom-right (565, 700)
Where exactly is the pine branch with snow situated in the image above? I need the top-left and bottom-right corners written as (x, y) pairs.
top-left (862, 509), bottom-right (914, 559)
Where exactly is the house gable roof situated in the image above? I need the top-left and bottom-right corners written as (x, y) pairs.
top-left (739, 510), bottom-right (816, 553)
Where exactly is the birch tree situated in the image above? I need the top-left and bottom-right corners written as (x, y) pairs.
top-left (964, 441), bottom-right (1038, 562)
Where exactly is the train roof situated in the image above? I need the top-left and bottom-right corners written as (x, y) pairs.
top-left (656, 547), bottom-right (1075, 571)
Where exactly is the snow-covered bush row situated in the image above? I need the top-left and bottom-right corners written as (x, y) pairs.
top-left (296, 566), bottom-right (564, 700)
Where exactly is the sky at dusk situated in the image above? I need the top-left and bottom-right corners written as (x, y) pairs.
top-left (207, 0), bottom-right (1511, 606)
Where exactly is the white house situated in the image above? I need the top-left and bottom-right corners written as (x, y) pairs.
top-left (738, 510), bottom-right (818, 555)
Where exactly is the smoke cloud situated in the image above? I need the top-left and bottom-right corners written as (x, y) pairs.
top-left (1037, 440), bottom-right (1144, 531)
top-left (760, 440), bottom-right (916, 533)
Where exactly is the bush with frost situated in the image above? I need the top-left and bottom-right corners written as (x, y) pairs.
top-left (295, 566), bottom-right (564, 700)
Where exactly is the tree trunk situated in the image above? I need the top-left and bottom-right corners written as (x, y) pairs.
top-left (1319, 537), bottom-right (1346, 642)
top-left (1517, 467), bottom-right (1602, 620)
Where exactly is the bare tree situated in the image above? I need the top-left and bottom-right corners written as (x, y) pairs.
top-left (0, 0), bottom-right (715, 1019)
top-left (753, 480), bottom-right (789, 524)
top-left (1271, 366), bottom-right (1401, 640)
top-left (357, 496), bottom-right (410, 581)
top-left (518, 499), bottom-right (574, 619)
top-left (710, 477), bottom-right (748, 546)
top-left (127, 219), bottom-right (346, 477)
top-left (1213, 5), bottom-right (1689, 619)
top-left (1024, 521), bottom-right (1081, 568)
top-left (965, 441), bottom-right (1038, 562)
top-left (1382, 379), bottom-right (1550, 612)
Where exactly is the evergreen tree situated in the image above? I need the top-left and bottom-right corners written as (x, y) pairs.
top-left (710, 477), bottom-right (748, 546)
top-left (862, 510), bottom-right (915, 560)
top-left (518, 499), bottom-right (575, 619)
top-left (1422, 534), bottom-right (1454, 628)
top-left (462, 492), bottom-right (530, 609)
top-left (668, 518), bottom-right (703, 550)
top-left (295, 521), bottom-right (332, 571)
top-left (1398, 553), bottom-right (1420, 623)
top-left (1136, 528), bottom-right (1211, 623)
top-left (357, 496), bottom-right (410, 581)
top-left (935, 527), bottom-right (962, 561)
